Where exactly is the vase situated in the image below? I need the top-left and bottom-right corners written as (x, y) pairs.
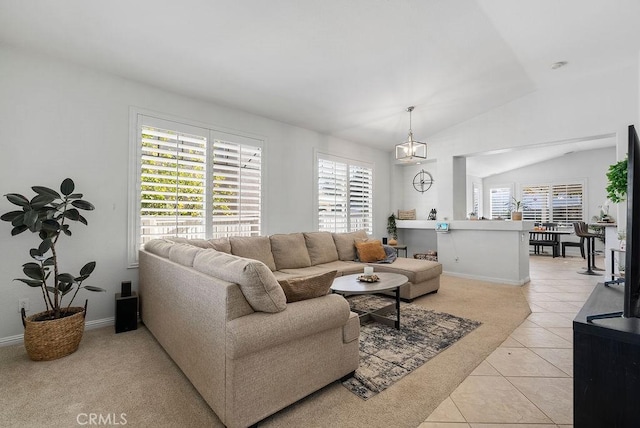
top-left (511, 211), bottom-right (523, 221)
top-left (22, 307), bottom-right (86, 361)
top-left (388, 238), bottom-right (398, 246)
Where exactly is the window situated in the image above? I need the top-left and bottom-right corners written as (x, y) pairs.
top-left (472, 183), bottom-right (480, 215)
top-left (521, 182), bottom-right (584, 226)
top-left (522, 184), bottom-right (550, 223)
top-left (129, 113), bottom-right (263, 265)
top-left (317, 154), bottom-right (373, 234)
top-left (551, 183), bottom-right (584, 225)
top-left (489, 187), bottom-right (512, 219)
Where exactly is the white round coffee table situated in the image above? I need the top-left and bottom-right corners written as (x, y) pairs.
top-left (330, 272), bottom-right (408, 329)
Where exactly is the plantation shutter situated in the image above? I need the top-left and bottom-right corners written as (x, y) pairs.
top-left (318, 158), bottom-right (349, 233)
top-left (349, 164), bottom-right (373, 233)
top-left (140, 125), bottom-right (207, 244)
top-left (472, 183), bottom-right (480, 216)
top-left (522, 184), bottom-right (550, 223)
top-left (490, 187), bottom-right (511, 219)
top-left (212, 136), bottom-right (262, 238)
top-left (552, 183), bottom-right (583, 226)
top-left (318, 155), bottom-right (373, 234)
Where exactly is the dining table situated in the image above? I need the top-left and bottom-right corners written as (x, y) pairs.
top-left (529, 229), bottom-right (571, 258)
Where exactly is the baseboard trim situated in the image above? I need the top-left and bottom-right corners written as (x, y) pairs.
top-left (443, 270), bottom-right (530, 286)
top-left (0, 316), bottom-right (115, 347)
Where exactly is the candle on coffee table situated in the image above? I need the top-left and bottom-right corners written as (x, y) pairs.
top-left (364, 266), bottom-right (374, 276)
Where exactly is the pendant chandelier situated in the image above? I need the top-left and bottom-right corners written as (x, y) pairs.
top-left (395, 106), bottom-right (427, 162)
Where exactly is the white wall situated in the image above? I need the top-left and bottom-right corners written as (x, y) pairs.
top-left (0, 46), bottom-right (392, 341)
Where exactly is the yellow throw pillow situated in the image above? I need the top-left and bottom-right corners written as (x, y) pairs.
top-left (278, 270), bottom-right (338, 303)
top-left (355, 240), bottom-right (386, 262)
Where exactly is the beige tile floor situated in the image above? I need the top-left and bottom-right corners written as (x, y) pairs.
top-left (419, 253), bottom-right (605, 428)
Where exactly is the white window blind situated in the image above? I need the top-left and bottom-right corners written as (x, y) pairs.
top-left (472, 183), bottom-right (480, 215)
top-left (212, 139), bottom-right (262, 238)
top-left (140, 126), bottom-right (207, 244)
top-left (552, 183), bottom-right (583, 226)
top-left (522, 184), bottom-right (550, 223)
top-left (130, 113), bottom-right (263, 266)
top-left (490, 187), bottom-right (511, 219)
top-left (519, 182), bottom-right (584, 226)
top-left (317, 155), bottom-right (373, 234)
top-left (349, 164), bottom-right (374, 233)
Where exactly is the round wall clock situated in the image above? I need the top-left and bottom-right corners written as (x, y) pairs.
top-left (413, 169), bottom-right (434, 193)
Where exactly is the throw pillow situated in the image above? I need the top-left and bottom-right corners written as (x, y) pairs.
top-left (355, 239), bottom-right (386, 262)
top-left (278, 270), bottom-right (338, 303)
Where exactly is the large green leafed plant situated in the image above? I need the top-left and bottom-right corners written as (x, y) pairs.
top-left (1, 178), bottom-right (104, 320)
top-left (606, 157), bottom-right (628, 203)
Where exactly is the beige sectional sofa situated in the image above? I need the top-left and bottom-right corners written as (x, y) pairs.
top-left (139, 230), bottom-right (442, 427)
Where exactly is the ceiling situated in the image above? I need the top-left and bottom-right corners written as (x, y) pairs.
top-left (1, 0), bottom-right (639, 164)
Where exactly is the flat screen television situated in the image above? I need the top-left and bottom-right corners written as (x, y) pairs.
top-left (587, 124), bottom-right (639, 322)
top-left (624, 124), bottom-right (640, 318)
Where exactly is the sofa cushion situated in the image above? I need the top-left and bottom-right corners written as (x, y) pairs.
top-left (332, 230), bottom-right (368, 261)
top-left (144, 239), bottom-right (175, 258)
top-left (192, 250), bottom-right (286, 313)
top-left (184, 238), bottom-right (213, 249)
top-left (269, 233), bottom-right (312, 270)
top-left (168, 243), bottom-right (202, 267)
top-left (368, 257), bottom-right (443, 284)
top-left (304, 232), bottom-right (339, 265)
top-left (354, 239), bottom-right (386, 262)
top-left (229, 236), bottom-right (277, 271)
top-left (314, 260), bottom-right (365, 276)
top-left (277, 270), bottom-right (337, 303)
top-left (208, 237), bottom-right (231, 253)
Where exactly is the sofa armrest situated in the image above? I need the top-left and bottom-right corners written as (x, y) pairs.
top-left (226, 294), bottom-right (351, 359)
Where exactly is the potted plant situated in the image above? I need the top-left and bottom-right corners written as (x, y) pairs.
top-left (1, 178), bottom-right (104, 361)
top-left (606, 157), bottom-right (628, 203)
top-left (387, 213), bottom-right (398, 245)
top-left (509, 197), bottom-right (524, 221)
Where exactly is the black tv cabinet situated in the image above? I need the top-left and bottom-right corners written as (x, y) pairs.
top-left (573, 283), bottom-right (640, 426)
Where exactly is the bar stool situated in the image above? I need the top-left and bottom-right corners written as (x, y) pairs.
top-left (562, 222), bottom-right (586, 258)
top-left (574, 222), bottom-right (602, 276)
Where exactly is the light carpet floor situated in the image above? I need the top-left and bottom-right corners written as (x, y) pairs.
top-left (0, 275), bottom-right (530, 428)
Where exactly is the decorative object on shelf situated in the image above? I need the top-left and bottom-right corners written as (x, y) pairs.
top-left (397, 209), bottom-right (416, 220)
top-left (357, 274), bottom-right (380, 283)
top-left (412, 169), bottom-right (434, 193)
top-left (468, 212), bottom-right (478, 220)
top-left (606, 156), bottom-right (628, 203)
top-left (508, 197), bottom-right (525, 221)
top-left (1, 178), bottom-right (105, 361)
top-left (387, 213), bottom-right (398, 245)
top-left (395, 106), bottom-right (427, 162)
top-left (427, 208), bottom-right (437, 220)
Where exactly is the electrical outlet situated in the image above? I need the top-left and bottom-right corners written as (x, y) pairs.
top-left (18, 298), bottom-right (29, 313)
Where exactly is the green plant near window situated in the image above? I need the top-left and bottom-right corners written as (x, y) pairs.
top-left (606, 157), bottom-right (628, 203)
top-left (387, 213), bottom-right (398, 240)
top-left (508, 197), bottom-right (526, 212)
top-left (1, 178), bottom-right (104, 320)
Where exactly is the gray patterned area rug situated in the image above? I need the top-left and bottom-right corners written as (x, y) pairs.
top-left (342, 294), bottom-right (481, 400)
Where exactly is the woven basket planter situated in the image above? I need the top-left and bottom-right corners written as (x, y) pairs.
top-left (22, 307), bottom-right (86, 361)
